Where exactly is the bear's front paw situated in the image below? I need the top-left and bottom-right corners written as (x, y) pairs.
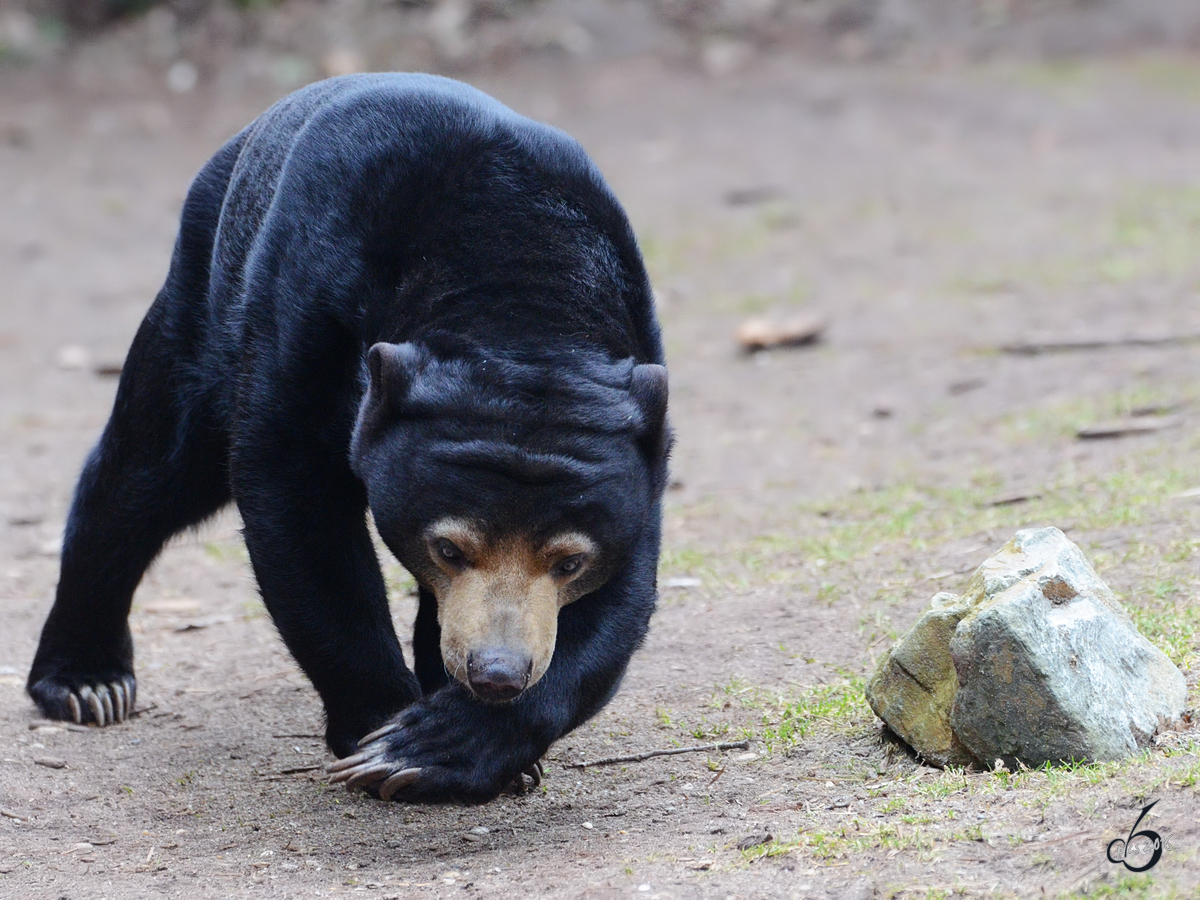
top-left (28, 673), bottom-right (137, 726)
top-left (326, 694), bottom-right (543, 803)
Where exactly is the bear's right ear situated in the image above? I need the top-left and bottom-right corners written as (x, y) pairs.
top-left (366, 342), bottom-right (422, 410)
top-left (630, 363), bottom-right (670, 465)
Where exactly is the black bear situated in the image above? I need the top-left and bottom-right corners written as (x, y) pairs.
top-left (26, 73), bottom-right (669, 803)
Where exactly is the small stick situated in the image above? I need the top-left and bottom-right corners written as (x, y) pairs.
top-left (128, 703), bottom-right (158, 719)
top-left (565, 740), bottom-right (750, 769)
top-left (274, 764), bottom-right (322, 775)
top-left (1000, 334), bottom-right (1200, 356)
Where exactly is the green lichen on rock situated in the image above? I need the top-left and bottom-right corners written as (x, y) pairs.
top-left (866, 592), bottom-right (976, 768)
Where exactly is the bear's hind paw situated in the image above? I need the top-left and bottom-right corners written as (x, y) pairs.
top-left (30, 674), bottom-right (137, 726)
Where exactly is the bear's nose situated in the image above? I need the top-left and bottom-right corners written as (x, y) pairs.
top-left (466, 651), bottom-right (532, 703)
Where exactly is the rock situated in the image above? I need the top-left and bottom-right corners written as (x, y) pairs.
top-left (866, 591), bottom-right (977, 767)
top-left (867, 527), bottom-right (1188, 769)
top-left (736, 832), bottom-right (772, 851)
top-left (949, 528), bottom-right (1187, 767)
top-left (54, 344), bottom-right (90, 370)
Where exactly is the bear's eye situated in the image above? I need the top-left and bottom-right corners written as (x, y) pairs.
top-left (434, 539), bottom-right (465, 565)
top-left (553, 555), bottom-right (585, 578)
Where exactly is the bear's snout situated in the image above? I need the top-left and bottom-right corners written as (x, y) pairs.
top-left (467, 650), bottom-right (532, 702)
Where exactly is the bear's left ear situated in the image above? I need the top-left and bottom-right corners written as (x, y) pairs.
top-left (366, 342), bottom-right (423, 410)
top-left (630, 363), bottom-right (669, 465)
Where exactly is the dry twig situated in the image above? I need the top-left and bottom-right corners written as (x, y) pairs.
top-left (565, 740), bottom-right (750, 769)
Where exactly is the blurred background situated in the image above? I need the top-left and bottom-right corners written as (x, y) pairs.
top-left (5, 0), bottom-right (1200, 724)
top-left (2, 3), bottom-right (1200, 895)
top-left (6, 0), bottom-right (1200, 78)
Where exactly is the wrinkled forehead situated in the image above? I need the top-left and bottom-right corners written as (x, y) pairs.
top-left (430, 440), bottom-right (641, 529)
top-left (428, 436), bottom-right (618, 486)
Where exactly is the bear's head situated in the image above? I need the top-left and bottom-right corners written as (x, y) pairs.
top-left (350, 340), bottom-right (669, 703)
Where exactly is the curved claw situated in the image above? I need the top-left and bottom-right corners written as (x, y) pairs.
top-left (124, 676), bottom-right (136, 717)
top-left (379, 767), bottom-right (422, 801)
top-left (358, 722), bottom-right (401, 747)
top-left (79, 685), bottom-right (103, 725)
top-left (524, 760), bottom-right (544, 788)
top-left (328, 764), bottom-right (365, 785)
top-left (344, 763), bottom-right (397, 791)
top-left (327, 750), bottom-right (377, 775)
top-left (67, 693), bottom-right (82, 725)
top-left (97, 685), bottom-right (114, 725)
top-left (112, 682), bottom-right (126, 723)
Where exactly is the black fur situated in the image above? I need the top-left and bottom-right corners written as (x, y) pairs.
top-left (26, 74), bottom-right (668, 803)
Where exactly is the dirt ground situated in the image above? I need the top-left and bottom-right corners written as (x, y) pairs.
top-left (2, 4), bottom-right (1200, 898)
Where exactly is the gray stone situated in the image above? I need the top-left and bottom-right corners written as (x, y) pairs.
top-left (949, 527), bottom-right (1187, 767)
top-left (866, 527), bottom-right (1188, 769)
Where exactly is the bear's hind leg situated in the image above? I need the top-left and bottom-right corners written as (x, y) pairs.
top-left (27, 325), bottom-right (230, 726)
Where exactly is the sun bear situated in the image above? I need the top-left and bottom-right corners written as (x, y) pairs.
top-left (26, 73), bottom-right (669, 803)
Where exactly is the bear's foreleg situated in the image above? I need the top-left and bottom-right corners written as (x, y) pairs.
top-left (234, 441), bottom-right (422, 757)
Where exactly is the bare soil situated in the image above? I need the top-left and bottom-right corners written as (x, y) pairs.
top-left (2, 7), bottom-right (1200, 898)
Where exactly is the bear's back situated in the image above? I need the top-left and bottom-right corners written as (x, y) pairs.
top-left (199, 74), bottom-right (654, 362)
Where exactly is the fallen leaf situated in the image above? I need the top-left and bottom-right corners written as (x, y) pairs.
top-left (736, 315), bottom-right (826, 351)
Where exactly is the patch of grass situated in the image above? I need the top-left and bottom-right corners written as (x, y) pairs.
top-left (803, 820), bottom-right (937, 860)
top-left (652, 705), bottom-right (740, 744)
top-left (1129, 594), bottom-right (1200, 672)
top-left (760, 676), bottom-right (871, 752)
top-left (1173, 755), bottom-right (1200, 789)
top-left (664, 452), bottom-right (1200, 596)
top-left (1101, 184), bottom-right (1200, 283)
top-left (740, 833), bottom-right (804, 861)
top-left (1009, 59), bottom-right (1099, 95)
top-left (664, 675), bottom-right (872, 751)
top-left (1055, 873), bottom-right (1168, 899)
top-left (999, 385), bottom-right (1185, 443)
top-left (1129, 55), bottom-right (1200, 102)
top-left (948, 167), bottom-right (1200, 296)
top-left (382, 563), bottom-right (417, 603)
top-left (657, 547), bottom-right (717, 586)
top-left (910, 769), bottom-right (971, 800)
top-left (688, 719), bottom-right (732, 741)
top-left (203, 539), bottom-right (249, 565)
